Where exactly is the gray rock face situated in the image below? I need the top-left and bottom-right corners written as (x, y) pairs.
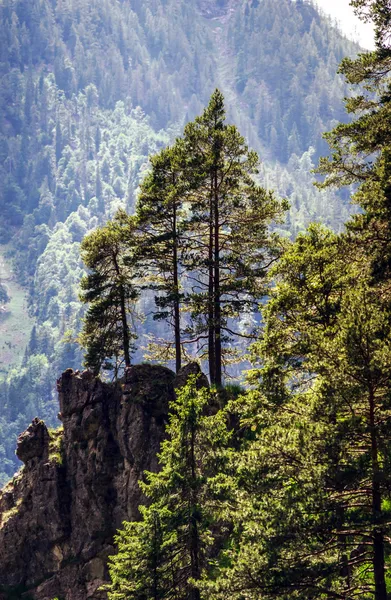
top-left (16, 418), bottom-right (50, 465)
top-left (0, 364), bottom-right (176, 600)
top-left (174, 362), bottom-right (209, 391)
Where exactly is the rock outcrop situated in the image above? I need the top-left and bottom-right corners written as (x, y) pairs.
top-left (0, 363), bottom-right (198, 600)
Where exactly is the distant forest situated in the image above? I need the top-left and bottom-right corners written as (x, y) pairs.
top-left (0, 0), bottom-right (359, 482)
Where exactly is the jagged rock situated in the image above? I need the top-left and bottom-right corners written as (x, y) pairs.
top-left (0, 363), bottom-right (200, 600)
top-left (16, 418), bottom-right (49, 465)
top-left (174, 362), bottom-right (209, 391)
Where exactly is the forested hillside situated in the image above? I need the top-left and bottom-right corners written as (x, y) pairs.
top-left (104, 1), bottom-right (391, 594)
top-left (0, 0), bottom-right (360, 482)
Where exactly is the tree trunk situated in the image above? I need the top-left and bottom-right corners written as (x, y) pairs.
top-left (189, 412), bottom-right (201, 600)
top-left (113, 250), bottom-right (131, 368)
top-left (119, 285), bottom-right (131, 368)
top-left (336, 505), bottom-right (351, 591)
top-left (172, 202), bottom-right (181, 373)
top-left (152, 513), bottom-right (159, 600)
top-left (214, 169), bottom-right (222, 387)
top-left (208, 183), bottom-right (216, 385)
top-left (369, 389), bottom-right (387, 600)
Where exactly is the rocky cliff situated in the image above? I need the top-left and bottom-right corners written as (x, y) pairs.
top-left (0, 363), bottom-right (196, 600)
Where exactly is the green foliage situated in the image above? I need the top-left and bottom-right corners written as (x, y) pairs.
top-left (351, 1), bottom-right (391, 49)
top-left (48, 427), bottom-right (64, 465)
top-left (228, 0), bottom-right (357, 162)
top-left (203, 222), bottom-right (391, 598)
top-left (0, 95), bottom-right (166, 478)
top-left (0, 283), bottom-right (9, 305)
top-left (0, 249), bottom-right (34, 379)
top-left (106, 377), bottom-right (231, 600)
top-left (0, 498), bottom-right (22, 530)
top-left (180, 90), bottom-right (287, 386)
top-left (112, 13), bottom-right (391, 592)
top-left (136, 144), bottom-right (189, 373)
top-left (79, 218), bottom-right (139, 374)
top-left (0, 351), bottom-right (58, 482)
top-left (4, 4), bottom-right (388, 598)
top-left (80, 91), bottom-right (286, 382)
top-left (206, 11), bottom-right (391, 597)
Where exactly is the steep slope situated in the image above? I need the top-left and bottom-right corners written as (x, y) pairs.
top-left (0, 0), bottom-right (360, 481)
top-left (0, 251), bottom-right (33, 376)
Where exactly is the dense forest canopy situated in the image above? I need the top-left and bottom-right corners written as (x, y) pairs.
top-left (0, 0), bottom-right (363, 480)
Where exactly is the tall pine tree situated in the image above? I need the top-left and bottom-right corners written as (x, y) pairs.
top-left (79, 217), bottom-right (139, 375)
top-left (136, 144), bottom-right (188, 373)
top-left (106, 376), bottom-right (231, 599)
top-left (182, 90), bottom-right (286, 386)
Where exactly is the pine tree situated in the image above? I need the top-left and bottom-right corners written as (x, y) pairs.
top-left (55, 119), bottom-right (63, 165)
top-left (79, 217), bottom-right (139, 376)
top-left (136, 144), bottom-right (188, 373)
top-left (106, 376), bottom-right (231, 600)
top-left (0, 281), bottom-right (9, 305)
top-left (105, 508), bottom-right (167, 600)
top-left (95, 162), bottom-right (104, 215)
top-left (351, 1), bottom-right (391, 49)
top-left (218, 226), bottom-right (391, 600)
top-left (313, 12), bottom-right (391, 595)
top-left (182, 90), bottom-right (286, 386)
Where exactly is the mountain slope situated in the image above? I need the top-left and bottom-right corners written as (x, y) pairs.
top-left (0, 0), bottom-right (360, 482)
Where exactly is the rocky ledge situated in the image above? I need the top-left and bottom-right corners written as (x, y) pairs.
top-left (0, 363), bottom-right (204, 600)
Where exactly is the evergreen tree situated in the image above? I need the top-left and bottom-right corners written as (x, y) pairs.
top-left (106, 376), bottom-right (231, 600)
top-left (55, 119), bottom-right (63, 165)
top-left (105, 508), bottom-right (168, 600)
top-left (0, 0), bottom-right (362, 482)
top-left (136, 144), bottom-right (188, 373)
top-left (308, 9), bottom-right (391, 596)
top-left (182, 90), bottom-right (286, 386)
top-left (0, 281), bottom-right (9, 305)
top-left (215, 226), bottom-right (391, 599)
top-left (351, 1), bottom-right (391, 49)
top-left (79, 217), bottom-right (139, 375)
top-left (95, 162), bottom-right (104, 214)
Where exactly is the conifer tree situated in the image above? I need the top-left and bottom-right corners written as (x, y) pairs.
top-left (136, 144), bottom-right (188, 373)
top-left (182, 90), bottom-right (286, 386)
top-left (79, 217), bottom-right (139, 376)
top-left (105, 508), bottom-right (167, 600)
top-left (311, 10), bottom-right (391, 595)
top-left (55, 120), bottom-right (63, 165)
top-left (106, 376), bottom-right (231, 600)
top-left (351, 1), bottom-right (391, 49)
top-left (217, 226), bottom-right (391, 600)
top-left (130, 90), bottom-right (285, 383)
top-left (0, 281), bottom-right (9, 305)
top-left (95, 162), bottom-right (104, 215)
